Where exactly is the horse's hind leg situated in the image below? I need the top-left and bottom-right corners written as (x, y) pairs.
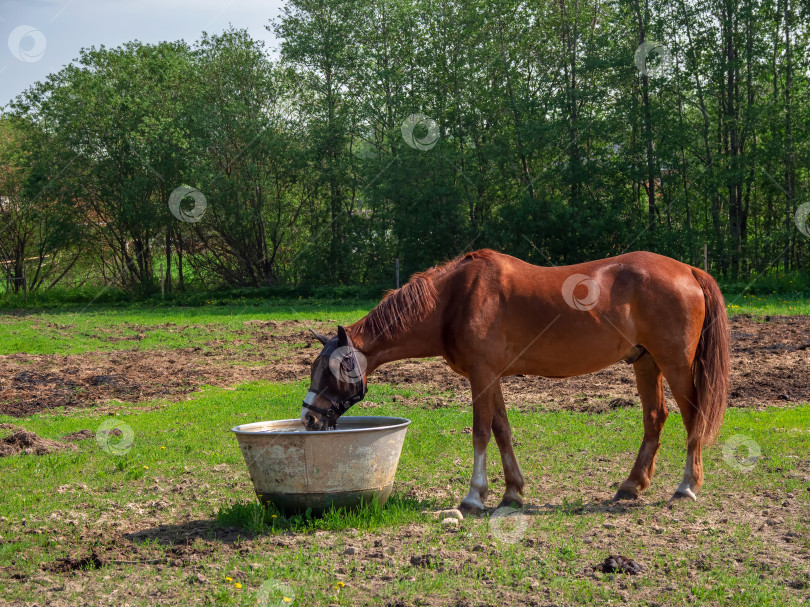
top-left (614, 353), bottom-right (669, 500)
top-left (661, 366), bottom-right (703, 501)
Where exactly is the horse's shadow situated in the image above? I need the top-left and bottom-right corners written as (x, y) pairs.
top-left (494, 495), bottom-right (671, 518)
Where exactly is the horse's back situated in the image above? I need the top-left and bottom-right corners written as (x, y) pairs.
top-left (438, 249), bottom-right (706, 378)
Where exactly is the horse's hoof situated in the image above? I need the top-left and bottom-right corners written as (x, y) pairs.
top-left (613, 489), bottom-right (639, 501)
top-left (458, 502), bottom-right (485, 517)
top-left (496, 498), bottom-right (523, 510)
top-left (670, 490), bottom-right (697, 503)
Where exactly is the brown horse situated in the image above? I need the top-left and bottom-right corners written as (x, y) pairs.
top-left (301, 249), bottom-right (729, 513)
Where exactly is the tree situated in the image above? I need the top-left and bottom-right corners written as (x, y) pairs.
top-left (0, 116), bottom-right (85, 293)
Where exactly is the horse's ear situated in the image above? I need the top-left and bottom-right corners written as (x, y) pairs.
top-left (337, 325), bottom-right (351, 348)
top-left (309, 328), bottom-right (330, 345)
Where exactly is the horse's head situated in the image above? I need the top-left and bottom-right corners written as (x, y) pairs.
top-left (300, 325), bottom-right (368, 431)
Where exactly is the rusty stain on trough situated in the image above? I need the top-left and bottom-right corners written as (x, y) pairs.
top-left (231, 416), bottom-right (411, 514)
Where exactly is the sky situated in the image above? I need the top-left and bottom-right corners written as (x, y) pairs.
top-left (0, 0), bottom-right (285, 106)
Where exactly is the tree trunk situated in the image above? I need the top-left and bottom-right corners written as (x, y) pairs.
top-left (782, 0), bottom-right (795, 271)
top-left (633, 0), bottom-right (657, 232)
top-left (724, 0), bottom-right (743, 278)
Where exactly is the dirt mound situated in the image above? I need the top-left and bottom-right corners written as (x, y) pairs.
top-left (43, 550), bottom-right (102, 573)
top-left (594, 554), bottom-right (644, 574)
top-left (0, 424), bottom-right (77, 457)
top-left (62, 429), bottom-right (95, 442)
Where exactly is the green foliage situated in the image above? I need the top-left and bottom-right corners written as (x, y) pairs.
top-left (1, 0), bottom-right (809, 291)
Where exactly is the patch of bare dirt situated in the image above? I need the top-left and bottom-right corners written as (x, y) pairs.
top-left (43, 550), bottom-right (103, 573)
top-left (0, 315), bottom-right (807, 417)
top-left (61, 429), bottom-right (95, 442)
top-left (0, 424), bottom-right (77, 457)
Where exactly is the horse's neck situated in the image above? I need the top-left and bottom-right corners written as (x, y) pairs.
top-left (348, 319), bottom-right (442, 374)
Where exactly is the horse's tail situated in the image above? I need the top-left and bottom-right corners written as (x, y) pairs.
top-left (690, 268), bottom-right (730, 445)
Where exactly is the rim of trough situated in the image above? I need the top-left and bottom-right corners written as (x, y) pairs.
top-left (231, 416), bottom-right (412, 436)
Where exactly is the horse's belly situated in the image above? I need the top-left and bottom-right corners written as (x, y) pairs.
top-left (507, 356), bottom-right (625, 378)
top-left (504, 328), bottom-right (635, 378)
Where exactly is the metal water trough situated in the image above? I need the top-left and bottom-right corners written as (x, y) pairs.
top-left (231, 416), bottom-right (411, 514)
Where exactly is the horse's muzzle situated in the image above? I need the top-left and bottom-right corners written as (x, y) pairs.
top-left (301, 407), bottom-right (328, 431)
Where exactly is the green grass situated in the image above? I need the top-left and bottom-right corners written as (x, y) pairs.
top-left (217, 494), bottom-right (423, 534)
top-left (1, 380), bottom-right (808, 605)
top-left (0, 299), bottom-right (375, 355)
top-left (725, 291), bottom-right (810, 316)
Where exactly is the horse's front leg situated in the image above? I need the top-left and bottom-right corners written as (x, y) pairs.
top-left (459, 375), bottom-right (524, 514)
top-left (458, 408), bottom-right (491, 514)
top-left (492, 398), bottom-right (525, 509)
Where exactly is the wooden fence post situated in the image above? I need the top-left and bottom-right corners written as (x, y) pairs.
top-left (704, 244), bottom-right (708, 273)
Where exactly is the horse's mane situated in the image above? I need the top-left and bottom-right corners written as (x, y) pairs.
top-left (357, 249), bottom-right (498, 340)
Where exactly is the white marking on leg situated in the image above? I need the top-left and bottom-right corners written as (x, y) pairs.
top-left (461, 449), bottom-right (487, 509)
top-left (676, 455), bottom-right (698, 500)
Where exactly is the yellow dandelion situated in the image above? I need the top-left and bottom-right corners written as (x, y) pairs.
top-left (234, 582), bottom-right (242, 589)
top-left (336, 581), bottom-right (345, 588)
top-left (225, 577), bottom-right (233, 582)
top-left (143, 466), bottom-right (149, 470)
top-left (160, 446), bottom-right (166, 450)
top-left (272, 514), bottom-right (277, 519)
top-left (283, 598), bottom-right (293, 603)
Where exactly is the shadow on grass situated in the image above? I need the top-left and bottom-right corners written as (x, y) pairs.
top-left (125, 494), bottom-right (431, 547)
top-left (511, 495), bottom-right (672, 518)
